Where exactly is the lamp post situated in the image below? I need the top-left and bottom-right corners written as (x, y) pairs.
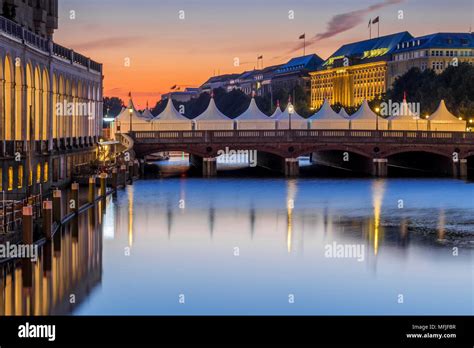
top-left (288, 103), bottom-right (294, 131)
top-left (375, 107), bottom-right (380, 131)
top-left (129, 107), bottom-right (133, 133)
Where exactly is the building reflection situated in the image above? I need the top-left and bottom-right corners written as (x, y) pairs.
top-left (370, 179), bottom-right (386, 256)
top-left (127, 185), bottom-right (135, 247)
top-left (286, 180), bottom-right (297, 253)
top-left (0, 210), bottom-right (103, 315)
top-left (437, 209), bottom-right (446, 241)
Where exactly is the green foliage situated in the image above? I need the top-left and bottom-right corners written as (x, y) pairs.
top-left (103, 97), bottom-right (124, 117)
top-left (386, 63), bottom-right (474, 119)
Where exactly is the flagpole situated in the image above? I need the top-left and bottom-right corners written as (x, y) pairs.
top-left (370, 22), bottom-right (372, 39)
top-left (378, 20), bottom-right (380, 38)
top-left (304, 35), bottom-right (306, 56)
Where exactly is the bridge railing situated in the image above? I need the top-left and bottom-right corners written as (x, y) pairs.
top-left (129, 130), bottom-right (474, 144)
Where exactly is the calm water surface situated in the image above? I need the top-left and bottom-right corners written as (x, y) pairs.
top-left (1, 166), bottom-right (473, 316)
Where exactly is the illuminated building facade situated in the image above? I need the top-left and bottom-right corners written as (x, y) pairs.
top-left (388, 33), bottom-right (474, 86)
top-left (0, 4), bottom-right (103, 196)
top-left (310, 32), bottom-right (413, 109)
top-left (311, 32), bottom-right (474, 109)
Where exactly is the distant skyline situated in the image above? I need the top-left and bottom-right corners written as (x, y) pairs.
top-left (54, 0), bottom-right (474, 107)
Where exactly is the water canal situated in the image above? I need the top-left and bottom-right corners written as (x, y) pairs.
top-left (1, 159), bottom-right (473, 315)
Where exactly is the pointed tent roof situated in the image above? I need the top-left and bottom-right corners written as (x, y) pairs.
top-left (388, 95), bottom-right (418, 120)
top-left (276, 104), bottom-right (306, 121)
top-left (351, 100), bottom-right (380, 121)
top-left (152, 98), bottom-right (190, 122)
top-left (141, 108), bottom-right (155, 120)
top-left (308, 99), bottom-right (343, 120)
top-left (429, 100), bottom-right (462, 122)
top-left (271, 107), bottom-right (282, 118)
top-left (194, 97), bottom-right (231, 121)
top-left (339, 108), bottom-right (350, 119)
top-left (271, 101), bottom-right (282, 118)
top-left (236, 97), bottom-right (272, 121)
top-left (115, 96), bottom-right (147, 123)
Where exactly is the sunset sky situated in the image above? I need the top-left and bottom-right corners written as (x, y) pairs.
top-left (54, 0), bottom-right (473, 107)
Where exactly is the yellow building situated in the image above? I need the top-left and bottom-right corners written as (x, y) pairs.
top-left (310, 61), bottom-right (388, 109)
top-left (311, 32), bottom-right (474, 109)
top-left (310, 32), bottom-right (414, 109)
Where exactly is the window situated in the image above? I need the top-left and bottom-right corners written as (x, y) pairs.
top-left (44, 162), bottom-right (48, 183)
top-left (29, 169), bottom-right (33, 186)
top-left (18, 165), bottom-right (23, 189)
top-left (36, 163), bottom-right (41, 183)
top-left (8, 167), bottom-right (13, 191)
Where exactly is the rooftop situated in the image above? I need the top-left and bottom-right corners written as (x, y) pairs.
top-left (276, 54), bottom-right (323, 73)
top-left (393, 32), bottom-right (474, 53)
top-left (324, 31), bottom-right (414, 66)
top-left (0, 15), bottom-right (102, 73)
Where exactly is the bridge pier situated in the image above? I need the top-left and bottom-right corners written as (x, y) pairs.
top-left (460, 159), bottom-right (468, 179)
top-left (373, 159), bottom-right (388, 177)
top-left (203, 158), bottom-right (217, 177)
top-left (454, 159), bottom-right (468, 179)
top-left (284, 158), bottom-right (300, 177)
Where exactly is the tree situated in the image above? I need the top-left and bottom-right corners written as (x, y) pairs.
top-left (103, 97), bottom-right (124, 117)
top-left (385, 63), bottom-right (474, 118)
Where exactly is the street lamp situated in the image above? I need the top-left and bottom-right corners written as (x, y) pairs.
top-left (129, 107), bottom-right (133, 132)
top-left (288, 103), bottom-right (294, 130)
top-left (375, 107), bottom-right (380, 131)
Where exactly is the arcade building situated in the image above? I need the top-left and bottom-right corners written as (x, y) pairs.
top-left (0, 0), bottom-right (103, 197)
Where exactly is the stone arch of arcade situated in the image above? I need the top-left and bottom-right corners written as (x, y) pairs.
top-left (1, 49), bottom-right (102, 146)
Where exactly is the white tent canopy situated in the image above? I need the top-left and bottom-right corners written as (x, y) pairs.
top-left (141, 108), bottom-right (155, 120)
top-left (350, 100), bottom-right (389, 130)
top-left (388, 99), bottom-right (428, 131)
top-left (235, 97), bottom-right (276, 129)
top-left (339, 108), bottom-right (350, 119)
top-left (428, 100), bottom-right (466, 131)
top-left (151, 98), bottom-right (193, 130)
top-left (276, 103), bottom-right (308, 129)
top-left (308, 99), bottom-right (349, 129)
top-left (193, 97), bottom-right (234, 130)
top-left (270, 102), bottom-right (282, 119)
top-left (112, 97), bottom-right (151, 134)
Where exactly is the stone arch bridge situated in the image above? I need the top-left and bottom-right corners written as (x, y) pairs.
top-left (120, 130), bottom-right (474, 177)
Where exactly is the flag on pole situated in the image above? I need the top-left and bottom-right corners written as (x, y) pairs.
top-left (170, 85), bottom-right (177, 90)
top-left (372, 16), bottom-right (379, 24)
top-left (257, 55), bottom-right (263, 59)
top-left (368, 19), bottom-right (372, 27)
top-left (299, 33), bottom-right (306, 56)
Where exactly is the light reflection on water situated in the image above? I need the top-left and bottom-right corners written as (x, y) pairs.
top-left (0, 177), bottom-right (473, 315)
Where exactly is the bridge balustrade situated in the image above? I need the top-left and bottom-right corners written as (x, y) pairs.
top-left (126, 129), bottom-right (473, 145)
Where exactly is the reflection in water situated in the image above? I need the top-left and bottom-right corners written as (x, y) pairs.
top-left (1, 177), bottom-right (472, 316)
top-left (286, 180), bottom-right (297, 253)
top-left (437, 209), bottom-right (446, 241)
top-left (249, 205), bottom-right (256, 239)
top-left (0, 211), bottom-right (102, 315)
top-left (128, 185), bottom-right (134, 247)
top-left (371, 180), bottom-right (386, 256)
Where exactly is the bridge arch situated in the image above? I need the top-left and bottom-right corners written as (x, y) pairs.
top-left (385, 149), bottom-right (454, 177)
top-left (382, 147), bottom-right (454, 160)
top-left (295, 145), bottom-right (373, 159)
